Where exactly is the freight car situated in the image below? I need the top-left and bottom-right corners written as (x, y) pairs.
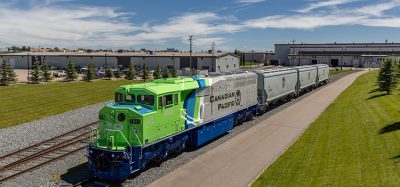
top-left (88, 64), bottom-right (329, 180)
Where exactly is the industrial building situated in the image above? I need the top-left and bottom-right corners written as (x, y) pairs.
top-left (0, 51), bottom-right (240, 73)
top-left (274, 43), bottom-right (400, 68)
top-left (243, 51), bottom-right (275, 64)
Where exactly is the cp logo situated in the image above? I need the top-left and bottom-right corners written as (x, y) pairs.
top-left (235, 90), bottom-right (241, 106)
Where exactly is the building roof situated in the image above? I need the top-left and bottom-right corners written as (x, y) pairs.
top-left (0, 51), bottom-right (238, 58)
top-left (276, 42), bottom-right (400, 46)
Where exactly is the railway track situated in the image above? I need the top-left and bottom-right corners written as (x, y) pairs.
top-left (0, 122), bottom-right (98, 184)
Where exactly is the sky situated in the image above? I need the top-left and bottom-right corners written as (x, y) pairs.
top-left (0, 0), bottom-right (400, 51)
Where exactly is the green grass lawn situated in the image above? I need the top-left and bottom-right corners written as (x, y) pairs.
top-left (252, 70), bottom-right (400, 186)
top-left (329, 68), bottom-right (356, 78)
top-left (0, 80), bottom-right (140, 129)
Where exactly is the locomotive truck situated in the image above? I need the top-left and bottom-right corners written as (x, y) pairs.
top-left (88, 64), bottom-right (329, 180)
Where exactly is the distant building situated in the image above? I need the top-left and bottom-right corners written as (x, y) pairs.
top-left (0, 51), bottom-right (240, 72)
top-left (243, 51), bottom-right (276, 64)
top-left (274, 43), bottom-right (400, 68)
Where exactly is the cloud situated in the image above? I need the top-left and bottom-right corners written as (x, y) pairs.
top-left (354, 0), bottom-right (400, 16)
top-left (236, 0), bottom-right (265, 3)
top-left (0, 3), bottom-right (140, 48)
top-left (298, 0), bottom-right (359, 13)
top-left (1, 0), bottom-right (400, 49)
top-left (243, 14), bottom-right (366, 30)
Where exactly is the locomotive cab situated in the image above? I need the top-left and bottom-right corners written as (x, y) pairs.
top-left (88, 79), bottom-right (196, 180)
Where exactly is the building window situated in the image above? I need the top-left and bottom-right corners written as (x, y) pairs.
top-left (226, 65), bottom-right (229, 69)
top-left (218, 66), bottom-right (220, 70)
top-left (234, 64), bottom-right (236, 68)
top-left (201, 57), bottom-right (204, 60)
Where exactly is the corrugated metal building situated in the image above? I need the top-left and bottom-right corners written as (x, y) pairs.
top-left (0, 51), bottom-right (240, 72)
top-left (274, 43), bottom-right (400, 68)
top-left (243, 51), bottom-right (275, 63)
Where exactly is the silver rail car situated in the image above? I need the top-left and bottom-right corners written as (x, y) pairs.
top-left (254, 64), bottom-right (329, 113)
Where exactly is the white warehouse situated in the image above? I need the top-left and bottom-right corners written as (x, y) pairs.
top-left (0, 51), bottom-right (240, 73)
top-left (274, 43), bottom-right (400, 68)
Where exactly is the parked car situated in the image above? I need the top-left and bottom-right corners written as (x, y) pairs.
top-left (80, 66), bottom-right (88, 74)
top-left (97, 69), bottom-right (105, 78)
top-left (53, 70), bottom-right (66, 77)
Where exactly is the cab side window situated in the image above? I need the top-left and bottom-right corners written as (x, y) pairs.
top-left (165, 95), bottom-right (173, 106)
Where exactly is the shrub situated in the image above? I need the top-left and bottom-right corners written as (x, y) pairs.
top-left (105, 65), bottom-right (114, 80)
top-left (0, 59), bottom-right (17, 86)
top-left (65, 57), bottom-right (78, 81)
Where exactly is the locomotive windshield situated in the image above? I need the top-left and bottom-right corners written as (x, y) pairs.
top-left (115, 93), bottom-right (124, 103)
top-left (137, 95), bottom-right (155, 106)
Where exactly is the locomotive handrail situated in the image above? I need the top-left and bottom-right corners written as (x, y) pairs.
top-left (131, 127), bottom-right (143, 160)
top-left (105, 129), bottom-right (133, 163)
top-left (89, 127), bottom-right (98, 145)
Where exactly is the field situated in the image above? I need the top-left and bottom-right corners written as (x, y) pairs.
top-left (252, 70), bottom-right (400, 186)
top-left (0, 80), bottom-right (140, 129)
top-left (329, 68), bottom-right (357, 77)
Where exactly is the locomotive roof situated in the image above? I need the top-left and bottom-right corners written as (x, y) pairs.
top-left (119, 77), bottom-right (207, 95)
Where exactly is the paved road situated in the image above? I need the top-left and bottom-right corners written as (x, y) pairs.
top-left (148, 71), bottom-right (367, 187)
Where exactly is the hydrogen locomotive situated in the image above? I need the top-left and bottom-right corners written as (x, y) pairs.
top-left (88, 64), bottom-right (329, 180)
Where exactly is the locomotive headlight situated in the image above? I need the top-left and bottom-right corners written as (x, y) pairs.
top-left (117, 113), bottom-right (126, 121)
top-left (111, 154), bottom-right (115, 158)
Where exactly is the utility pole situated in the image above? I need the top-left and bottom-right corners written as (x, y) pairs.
top-left (189, 35), bottom-right (193, 70)
top-left (104, 54), bottom-right (107, 67)
top-left (341, 47), bottom-right (343, 70)
top-left (291, 40), bottom-right (296, 66)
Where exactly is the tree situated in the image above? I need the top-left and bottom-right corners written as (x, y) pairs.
top-left (42, 62), bottom-right (53, 82)
top-left (170, 68), bottom-right (177, 78)
top-left (377, 59), bottom-right (398, 94)
top-left (162, 69), bottom-right (170, 78)
top-left (125, 63), bottom-right (136, 80)
top-left (65, 57), bottom-right (78, 81)
top-left (84, 63), bottom-right (96, 82)
top-left (114, 68), bottom-right (122, 79)
top-left (142, 64), bottom-right (149, 82)
top-left (0, 59), bottom-right (17, 86)
top-left (105, 65), bottom-right (114, 80)
top-left (234, 49), bottom-right (245, 66)
top-left (31, 58), bottom-right (42, 84)
top-left (153, 65), bottom-right (161, 79)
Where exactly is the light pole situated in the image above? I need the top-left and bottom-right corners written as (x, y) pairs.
top-left (104, 54), bottom-right (107, 67)
top-left (27, 53), bottom-right (30, 83)
top-left (341, 47), bottom-right (343, 70)
top-left (188, 35), bottom-right (193, 70)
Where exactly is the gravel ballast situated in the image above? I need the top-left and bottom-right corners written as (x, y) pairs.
top-left (0, 101), bottom-right (110, 156)
top-left (0, 101), bottom-right (111, 187)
